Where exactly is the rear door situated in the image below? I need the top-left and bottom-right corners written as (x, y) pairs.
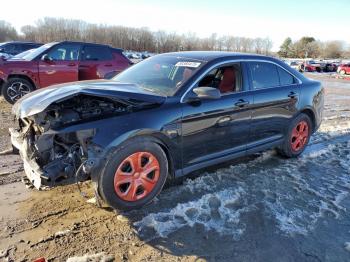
top-left (79, 45), bottom-right (116, 80)
top-left (247, 61), bottom-right (300, 149)
top-left (38, 43), bottom-right (81, 87)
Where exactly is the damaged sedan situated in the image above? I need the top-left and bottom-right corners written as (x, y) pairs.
top-left (10, 52), bottom-right (324, 210)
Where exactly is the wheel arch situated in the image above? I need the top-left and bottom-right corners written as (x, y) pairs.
top-left (107, 131), bottom-right (178, 180)
top-left (7, 74), bottom-right (37, 90)
top-left (298, 107), bottom-right (316, 133)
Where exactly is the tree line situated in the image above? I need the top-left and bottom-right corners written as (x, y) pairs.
top-left (1, 18), bottom-right (349, 58)
top-left (1, 17), bottom-right (273, 54)
top-left (278, 37), bottom-right (349, 59)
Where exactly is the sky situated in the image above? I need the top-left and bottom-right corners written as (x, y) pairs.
top-left (2, 0), bottom-right (350, 50)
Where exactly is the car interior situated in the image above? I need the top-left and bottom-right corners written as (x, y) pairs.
top-left (198, 64), bottom-right (241, 94)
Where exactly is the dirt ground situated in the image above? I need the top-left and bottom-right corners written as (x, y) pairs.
top-left (0, 73), bottom-right (350, 262)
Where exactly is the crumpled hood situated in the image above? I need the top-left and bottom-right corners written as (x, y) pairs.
top-left (13, 80), bottom-right (166, 118)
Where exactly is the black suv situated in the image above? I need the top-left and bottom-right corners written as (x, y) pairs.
top-left (0, 41), bottom-right (43, 56)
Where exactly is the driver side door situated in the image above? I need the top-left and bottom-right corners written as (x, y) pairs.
top-left (180, 62), bottom-right (253, 172)
top-left (38, 43), bottom-right (81, 88)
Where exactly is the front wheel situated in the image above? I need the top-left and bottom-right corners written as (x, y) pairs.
top-left (278, 113), bottom-right (312, 158)
top-left (99, 138), bottom-right (168, 211)
top-left (2, 78), bottom-right (34, 104)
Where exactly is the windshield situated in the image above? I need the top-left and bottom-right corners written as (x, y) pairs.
top-left (113, 55), bottom-right (206, 96)
top-left (22, 42), bottom-right (57, 61)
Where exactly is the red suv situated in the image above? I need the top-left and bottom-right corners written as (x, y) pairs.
top-left (0, 41), bottom-right (131, 103)
top-left (337, 63), bottom-right (350, 75)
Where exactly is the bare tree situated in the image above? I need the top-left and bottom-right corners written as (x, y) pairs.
top-left (0, 20), bottom-right (18, 42)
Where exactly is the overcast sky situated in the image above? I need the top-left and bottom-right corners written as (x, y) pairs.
top-left (2, 0), bottom-right (350, 50)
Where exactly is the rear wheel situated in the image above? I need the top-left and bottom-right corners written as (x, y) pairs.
top-left (2, 78), bottom-right (34, 104)
top-left (99, 138), bottom-right (168, 210)
top-left (278, 113), bottom-right (312, 158)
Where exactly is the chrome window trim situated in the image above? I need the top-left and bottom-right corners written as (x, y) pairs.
top-left (180, 59), bottom-right (302, 103)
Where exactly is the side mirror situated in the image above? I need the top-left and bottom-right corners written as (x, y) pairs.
top-left (41, 54), bottom-right (52, 62)
top-left (193, 86), bottom-right (221, 100)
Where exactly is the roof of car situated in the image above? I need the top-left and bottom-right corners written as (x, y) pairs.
top-left (3, 41), bottom-right (43, 45)
top-left (161, 51), bottom-right (273, 62)
top-left (58, 41), bottom-right (123, 52)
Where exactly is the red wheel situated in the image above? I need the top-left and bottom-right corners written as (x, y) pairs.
top-left (278, 113), bottom-right (312, 158)
top-left (99, 138), bottom-right (168, 210)
top-left (114, 152), bottom-right (160, 202)
top-left (290, 120), bottom-right (309, 152)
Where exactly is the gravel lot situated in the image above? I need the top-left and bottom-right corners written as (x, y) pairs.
top-left (0, 73), bottom-right (349, 262)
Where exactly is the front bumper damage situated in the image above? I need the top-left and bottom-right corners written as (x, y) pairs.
top-left (10, 125), bottom-right (101, 190)
top-left (10, 127), bottom-right (45, 189)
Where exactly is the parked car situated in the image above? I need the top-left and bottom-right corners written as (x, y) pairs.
top-left (323, 63), bottom-right (337, 72)
top-left (285, 60), bottom-right (300, 70)
top-left (337, 63), bottom-right (350, 75)
top-left (10, 52), bottom-right (324, 210)
top-left (0, 41), bottom-right (132, 104)
top-left (8, 49), bottom-right (36, 60)
top-left (299, 60), bottom-right (322, 72)
top-left (0, 41), bottom-right (42, 57)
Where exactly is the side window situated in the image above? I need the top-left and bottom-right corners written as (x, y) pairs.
top-left (196, 64), bottom-right (242, 94)
top-left (277, 67), bottom-right (296, 86)
top-left (47, 44), bottom-right (80, 61)
top-left (82, 46), bottom-right (113, 61)
top-left (249, 62), bottom-right (279, 89)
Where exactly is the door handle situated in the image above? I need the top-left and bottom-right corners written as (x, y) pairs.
top-left (105, 64), bottom-right (113, 67)
top-left (234, 99), bottom-right (249, 107)
top-left (288, 91), bottom-right (298, 98)
top-left (68, 63), bottom-right (76, 66)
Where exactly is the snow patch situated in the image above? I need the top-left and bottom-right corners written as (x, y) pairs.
top-left (66, 252), bottom-right (114, 262)
top-left (135, 187), bottom-right (249, 239)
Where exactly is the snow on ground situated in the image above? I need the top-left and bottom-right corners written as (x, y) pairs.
top-left (135, 118), bottom-right (350, 240)
top-left (66, 253), bottom-right (114, 262)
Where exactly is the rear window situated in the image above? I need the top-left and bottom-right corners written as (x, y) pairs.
top-left (82, 46), bottom-right (113, 61)
top-left (249, 62), bottom-right (279, 89)
top-left (277, 67), bottom-right (296, 85)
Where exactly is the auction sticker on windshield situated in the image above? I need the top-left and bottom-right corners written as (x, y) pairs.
top-left (175, 61), bottom-right (201, 68)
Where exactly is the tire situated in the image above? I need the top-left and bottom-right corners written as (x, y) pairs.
top-left (99, 138), bottom-right (168, 211)
top-left (2, 77), bottom-right (34, 104)
top-left (278, 113), bottom-right (312, 158)
top-left (339, 70), bottom-right (346, 75)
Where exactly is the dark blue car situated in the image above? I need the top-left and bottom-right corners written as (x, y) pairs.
top-left (10, 51), bottom-right (324, 210)
top-left (0, 41), bottom-right (42, 57)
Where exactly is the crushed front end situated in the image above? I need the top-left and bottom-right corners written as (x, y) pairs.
top-left (10, 95), bottom-right (131, 189)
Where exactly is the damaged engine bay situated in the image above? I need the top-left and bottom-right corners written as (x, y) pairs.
top-left (11, 94), bottom-right (148, 189)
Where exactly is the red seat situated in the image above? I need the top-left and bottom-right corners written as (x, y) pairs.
top-left (182, 68), bottom-right (193, 82)
top-left (219, 68), bottom-right (235, 93)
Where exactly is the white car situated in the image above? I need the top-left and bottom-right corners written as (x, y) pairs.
top-left (286, 61), bottom-right (300, 71)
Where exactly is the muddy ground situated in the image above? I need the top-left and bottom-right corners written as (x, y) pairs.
top-left (0, 73), bottom-right (350, 262)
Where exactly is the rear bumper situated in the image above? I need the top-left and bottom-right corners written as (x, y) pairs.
top-left (10, 127), bottom-right (45, 189)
